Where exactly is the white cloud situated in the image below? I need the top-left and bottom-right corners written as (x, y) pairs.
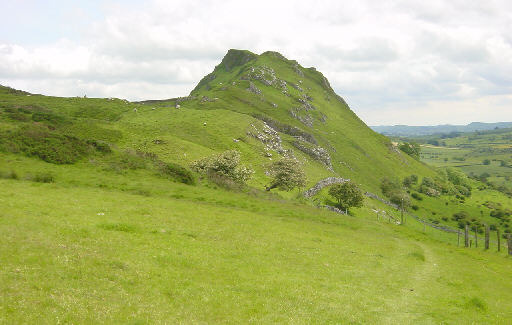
top-left (0, 0), bottom-right (511, 124)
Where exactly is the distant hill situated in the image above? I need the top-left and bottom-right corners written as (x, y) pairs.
top-left (371, 122), bottom-right (512, 136)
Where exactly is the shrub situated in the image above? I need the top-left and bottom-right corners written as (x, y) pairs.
top-left (455, 185), bottom-right (471, 197)
top-left (191, 150), bottom-right (253, 184)
top-left (0, 170), bottom-right (19, 180)
top-left (398, 142), bottom-right (421, 160)
top-left (117, 150), bottom-right (147, 170)
top-left (0, 124), bottom-right (91, 164)
top-left (206, 170), bottom-right (243, 191)
top-left (419, 177), bottom-right (442, 197)
top-left (411, 192), bottom-right (423, 201)
top-left (380, 177), bottom-right (411, 208)
top-left (32, 111), bottom-right (70, 126)
top-left (33, 172), bottom-right (55, 183)
top-left (380, 177), bottom-right (401, 198)
top-left (411, 205), bottom-right (419, 211)
top-left (87, 140), bottom-right (112, 153)
top-left (403, 174), bottom-right (418, 188)
top-left (328, 181), bottom-right (364, 211)
top-left (452, 211), bottom-right (469, 221)
top-left (389, 191), bottom-right (411, 209)
top-left (482, 159), bottom-right (491, 165)
top-left (266, 157), bottom-right (306, 191)
top-left (159, 162), bottom-right (195, 185)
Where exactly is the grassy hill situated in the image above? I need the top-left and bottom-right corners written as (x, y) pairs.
top-left (1, 49), bottom-right (512, 323)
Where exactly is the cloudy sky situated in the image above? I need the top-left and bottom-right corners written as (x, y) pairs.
top-left (1, 0), bottom-right (511, 125)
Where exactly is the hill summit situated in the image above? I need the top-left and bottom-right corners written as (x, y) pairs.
top-left (180, 49), bottom-right (433, 192)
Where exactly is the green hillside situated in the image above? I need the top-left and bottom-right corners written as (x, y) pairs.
top-left (1, 49), bottom-right (512, 323)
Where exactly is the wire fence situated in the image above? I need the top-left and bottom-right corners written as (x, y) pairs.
top-left (366, 192), bottom-right (511, 254)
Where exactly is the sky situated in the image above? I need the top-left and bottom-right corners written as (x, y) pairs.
top-left (1, 0), bottom-right (511, 126)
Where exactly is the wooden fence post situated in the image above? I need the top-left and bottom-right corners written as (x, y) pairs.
top-left (485, 225), bottom-right (489, 250)
top-left (465, 225), bottom-right (469, 248)
top-left (507, 234), bottom-right (511, 255)
top-left (474, 227), bottom-right (478, 248)
top-left (457, 231), bottom-right (460, 247)
top-left (497, 229), bottom-right (501, 252)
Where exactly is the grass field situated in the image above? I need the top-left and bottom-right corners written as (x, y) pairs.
top-left (1, 175), bottom-right (512, 323)
top-left (417, 128), bottom-right (512, 194)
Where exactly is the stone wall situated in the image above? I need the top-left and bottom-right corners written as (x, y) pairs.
top-left (364, 192), bottom-right (399, 209)
top-left (303, 177), bottom-right (349, 197)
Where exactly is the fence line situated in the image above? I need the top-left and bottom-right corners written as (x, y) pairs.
top-left (366, 192), bottom-right (509, 252)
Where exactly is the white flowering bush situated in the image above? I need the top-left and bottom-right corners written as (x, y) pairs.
top-left (191, 150), bottom-right (254, 184)
top-left (266, 157), bottom-right (306, 191)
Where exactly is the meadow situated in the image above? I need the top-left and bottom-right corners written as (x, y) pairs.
top-left (1, 169), bottom-right (512, 323)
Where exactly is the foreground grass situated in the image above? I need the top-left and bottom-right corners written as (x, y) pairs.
top-left (1, 179), bottom-right (511, 323)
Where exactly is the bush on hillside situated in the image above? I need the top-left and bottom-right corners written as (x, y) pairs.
top-left (32, 111), bottom-right (70, 126)
top-left (452, 211), bottom-right (469, 221)
top-left (399, 142), bottom-right (421, 160)
top-left (32, 172), bottom-right (55, 183)
top-left (328, 181), bottom-right (364, 211)
top-left (419, 177), bottom-right (443, 197)
top-left (117, 149), bottom-right (148, 170)
top-left (87, 140), bottom-right (112, 153)
top-left (403, 174), bottom-right (418, 188)
top-left (411, 192), bottom-right (423, 201)
top-left (0, 170), bottom-right (19, 180)
top-left (191, 150), bottom-right (253, 184)
top-left (159, 162), bottom-right (195, 185)
top-left (266, 157), bottom-right (306, 191)
top-left (0, 124), bottom-right (91, 164)
top-left (380, 177), bottom-right (401, 197)
top-left (380, 177), bottom-right (411, 209)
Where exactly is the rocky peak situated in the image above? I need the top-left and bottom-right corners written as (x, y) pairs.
top-left (220, 49), bottom-right (258, 72)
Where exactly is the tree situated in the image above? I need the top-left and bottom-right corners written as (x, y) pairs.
top-left (403, 174), bottom-right (418, 188)
top-left (191, 150), bottom-right (253, 184)
top-left (482, 159), bottom-right (491, 165)
top-left (328, 181), bottom-right (364, 211)
top-left (266, 157), bottom-right (306, 191)
top-left (381, 177), bottom-right (412, 207)
top-left (399, 142), bottom-right (421, 160)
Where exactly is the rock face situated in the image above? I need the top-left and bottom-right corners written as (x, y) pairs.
top-left (292, 139), bottom-right (332, 170)
top-left (247, 122), bottom-right (292, 157)
top-left (254, 115), bottom-right (317, 145)
top-left (221, 49), bottom-right (258, 71)
top-left (293, 63), bottom-right (304, 77)
top-left (290, 108), bottom-right (314, 127)
top-left (241, 65), bottom-right (288, 93)
top-left (303, 177), bottom-right (350, 198)
top-left (247, 82), bottom-right (261, 95)
top-left (289, 93), bottom-right (319, 127)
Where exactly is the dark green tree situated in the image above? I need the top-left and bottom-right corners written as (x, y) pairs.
top-left (399, 142), bottom-right (421, 160)
top-left (328, 181), bottom-right (364, 211)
